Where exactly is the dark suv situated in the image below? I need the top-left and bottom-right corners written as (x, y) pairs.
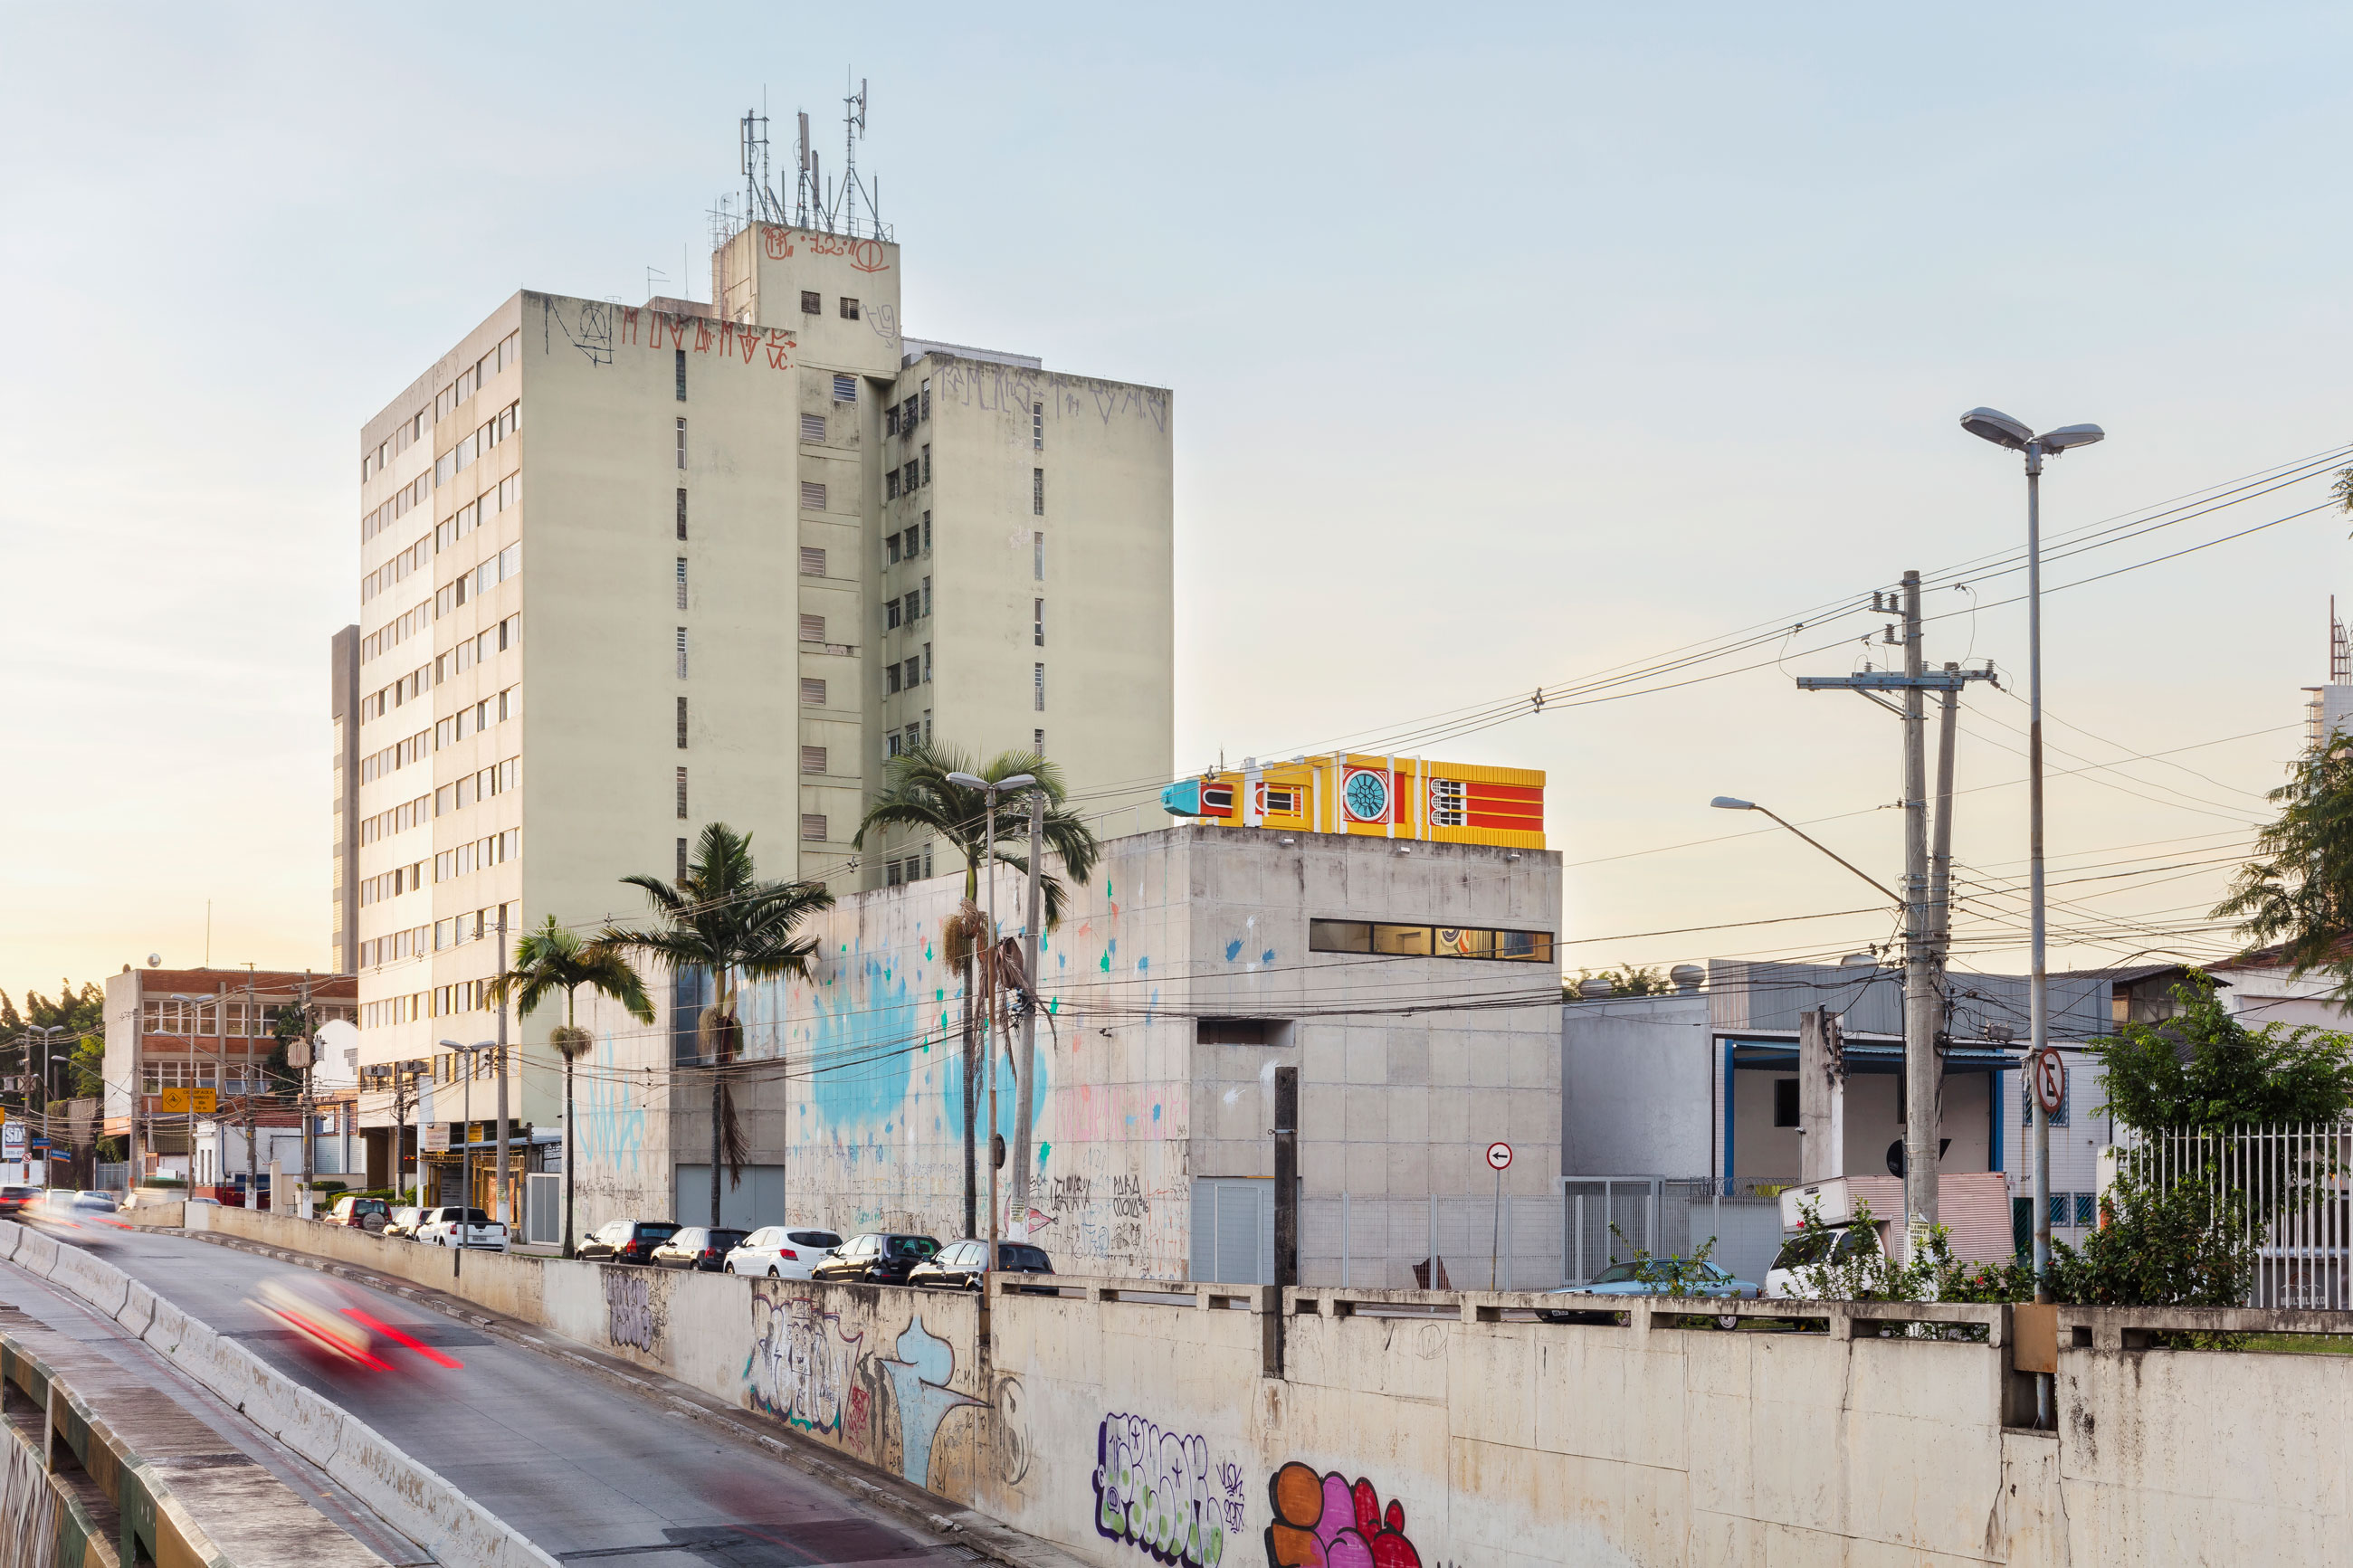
top-left (810, 1232), bottom-right (939, 1285)
top-left (908, 1239), bottom-right (1054, 1291)
top-left (650, 1226), bottom-right (748, 1271)
top-left (579, 1220), bottom-right (681, 1264)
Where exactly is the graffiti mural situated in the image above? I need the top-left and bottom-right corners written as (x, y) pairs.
top-left (1264, 1464), bottom-right (1424, 1568)
top-left (1094, 1413), bottom-right (1232, 1566)
top-left (603, 1268), bottom-right (657, 1352)
top-left (992, 1374), bottom-right (1034, 1487)
top-left (881, 1317), bottom-right (985, 1489)
top-left (745, 1290), bottom-right (863, 1436)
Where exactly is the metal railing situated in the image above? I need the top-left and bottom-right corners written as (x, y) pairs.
top-left (2119, 1124), bottom-right (2353, 1309)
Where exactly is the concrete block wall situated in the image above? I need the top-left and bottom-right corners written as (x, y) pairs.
top-left (576, 825), bottom-right (1564, 1289)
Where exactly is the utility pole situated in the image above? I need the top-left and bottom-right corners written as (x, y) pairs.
top-left (300, 972), bottom-right (315, 1213)
top-left (240, 978), bottom-right (259, 1205)
top-left (984, 797), bottom-right (999, 1254)
top-left (1928, 662), bottom-right (1962, 1165)
top-left (1798, 572), bottom-right (1997, 1257)
top-left (495, 907), bottom-right (510, 1228)
top-left (1272, 1065), bottom-right (1298, 1377)
top-left (1012, 792), bottom-right (1043, 1235)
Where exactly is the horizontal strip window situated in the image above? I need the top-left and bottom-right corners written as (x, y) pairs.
top-left (1307, 919), bottom-right (1554, 963)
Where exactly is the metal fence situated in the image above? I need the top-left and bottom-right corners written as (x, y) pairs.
top-left (2119, 1124), bottom-right (2353, 1310)
top-left (1561, 1178), bottom-right (1786, 1288)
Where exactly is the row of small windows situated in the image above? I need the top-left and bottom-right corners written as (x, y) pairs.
top-left (362, 615), bottom-right (519, 727)
top-left (358, 900), bottom-right (517, 971)
top-left (358, 756), bottom-right (514, 845)
top-left (884, 384), bottom-right (930, 432)
top-left (1306, 920), bottom-right (1558, 963)
top-left (795, 290), bottom-right (864, 325)
top-left (362, 472), bottom-right (431, 546)
top-left (357, 828), bottom-right (519, 908)
top-left (885, 516), bottom-right (930, 563)
top-left (883, 448), bottom-right (931, 499)
top-left (433, 400), bottom-right (519, 488)
top-left (361, 474), bottom-right (520, 610)
top-left (884, 717), bottom-right (932, 758)
top-left (884, 647), bottom-right (930, 693)
top-left (358, 688), bottom-right (518, 783)
top-left (884, 579), bottom-right (931, 632)
top-left (139, 999), bottom-right (312, 1038)
top-left (359, 331), bottom-right (520, 488)
top-left (884, 848), bottom-right (934, 887)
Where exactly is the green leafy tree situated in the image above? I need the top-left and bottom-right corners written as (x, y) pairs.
top-left (594, 823), bottom-right (833, 1227)
top-left (2091, 972), bottom-right (2353, 1130)
top-left (2214, 735), bottom-right (2353, 999)
top-left (2048, 1173), bottom-right (2256, 1310)
top-left (489, 917), bottom-right (654, 1257)
top-left (66, 1035), bottom-right (104, 1099)
top-left (853, 742), bottom-right (1100, 1235)
top-left (1567, 965), bottom-right (1672, 1000)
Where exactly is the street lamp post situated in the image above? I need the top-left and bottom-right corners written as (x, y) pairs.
top-left (945, 768), bottom-right (1036, 1256)
top-left (439, 1037), bottom-right (493, 1276)
top-left (1958, 407), bottom-right (2102, 1312)
top-left (1708, 798), bottom-right (1902, 906)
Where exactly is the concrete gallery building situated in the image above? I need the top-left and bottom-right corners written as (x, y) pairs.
top-left (333, 216), bottom-right (1175, 1184)
top-left (565, 823), bottom-right (1565, 1286)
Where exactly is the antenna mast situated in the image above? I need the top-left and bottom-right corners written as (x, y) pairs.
top-left (842, 74), bottom-right (869, 237)
top-left (795, 111), bottom-right (813, 229)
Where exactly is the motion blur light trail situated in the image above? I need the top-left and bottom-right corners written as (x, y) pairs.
top-left (248, 1272), bottom-right (464, 1373)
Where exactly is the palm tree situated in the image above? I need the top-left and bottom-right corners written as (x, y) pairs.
top-left (853, 743), bottom-right (1100, 1236)
top-left (592, 822), bottom-right (834, 1228)
top-left (488, 917), bottom-right (654, 1259)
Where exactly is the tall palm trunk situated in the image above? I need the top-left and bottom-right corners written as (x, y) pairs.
top-left (562, 991), bottom-right (578, 1260)
top-left (710, 966), bottom-right (726, 1228)
top-left (961, 953), bottom-right (978, 1237)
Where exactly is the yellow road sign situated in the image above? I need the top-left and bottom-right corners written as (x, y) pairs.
top-left (157, 1088), bottom-right (218, 1114)
top-left (159, 1087), bottom-right (187, 1113)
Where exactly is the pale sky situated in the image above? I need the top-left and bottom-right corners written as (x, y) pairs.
top-left (5, 4), bottom-right (2348, 993)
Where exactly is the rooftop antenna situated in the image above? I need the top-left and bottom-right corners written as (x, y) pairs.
top-left (740, 107), bottom-right (786, 224)
top-left (795, 110), bottom-right (813, 229)
top-left (842, 72), bottom-right (867, 237)
top-left (2335, 594), bottom-right (2349, 683)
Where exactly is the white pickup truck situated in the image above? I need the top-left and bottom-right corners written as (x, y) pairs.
top-left (1763, 1173), bottom-right (2012, 1298)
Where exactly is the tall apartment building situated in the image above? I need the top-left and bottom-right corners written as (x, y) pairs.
top-left (337, 221), bottom-right (1175, 1187)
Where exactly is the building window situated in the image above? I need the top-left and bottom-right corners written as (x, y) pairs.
top-left (675, 417), bottom-right (687, 470)
top-left (832, 373), bottom-right (857, 402)
top-left (675, 348), bottom-right (687, 402)
top-left (799, 613), bottom-right (826, 643)
top-left (800, 678), bottom-right (826, 707)
top-left (675, 556), bottom-right (689, 611)
top-left (1306, 920), bottom-right (1555, 962)
top-left (799, 412), bottom-right (825, 442)
top-left (1774, 1079), bottom-right (1799, 1128)
top-left (1034, 662), bottom-right (1045, 712)
top-left (800, 290), bottom-right (821, 315)
top-left (800, 480), bottom-right (827, 512)
top-left (839, 298), bottom-right (860, 320)
top-left (1033, 468), bottom-right (1044, 516)
top-left (920, 377), bottom-right (929, 421)
top-left (676, 766), bottom-right (689, 820)
top-left (676, 488), bottom-right (687, 540)
top-left (886, 470), bottom-right (901, 500)
top-left (887, 661), bottom-right (902, 694)
top-left (901, 461), bottom-right (919, 494)
top-left (1034, 727), bottom-right (1045, 752)
top-left (887, 731), bottom-right (902, 759)
top-left (888, 532), bottom-right (903, 565)
top-left (801, 746), bottom-right (826, 774)
top-left (904, 655), bottom-right (920, 689)
top-left (886, 599), bottom-right (902, 631)
top-left (923, 512), bottom-right (931, 552)
top-left (922, 643), bottom-right (932, 683)
top-left (1034, 402), bottom-right (1043, 451)
top-left (920, 444), bottom-right (930, 486)
top-left (799, 546), bottom-right (825, 576)
top-left (1034, 598), bottom-right (1044, 647)
top-left (1034, 530), bottom-right (1044, 581)
top-left (677, 836), bottom-right (689, 880)
top-left (801, 813), bottom-right (828, 841)
top-left (676, 627), bottom-right (688, 679)
top-left (676, 696), bottom-right (689, 749)
top-left (921, 576), bottom-right (931, 618)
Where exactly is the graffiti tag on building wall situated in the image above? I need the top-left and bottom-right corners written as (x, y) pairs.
top-left (1265, 1463), bottom-right (1424, 1568)
top-left (604, 1268), bottom-right (656, 1352)
top-left (1094, 1412), bottom-right (1231, 1566)
top-left (881, 1317), bottom-right (984, 1490)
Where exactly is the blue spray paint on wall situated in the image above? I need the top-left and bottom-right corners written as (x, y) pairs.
top-left (576, 1031), bottom-right (648, 1175)
top-left (879, 1317), bottom-right (983, 1487)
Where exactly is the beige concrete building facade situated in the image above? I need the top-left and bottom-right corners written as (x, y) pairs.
top-left (338, 223), bottom-right (1174, 1163)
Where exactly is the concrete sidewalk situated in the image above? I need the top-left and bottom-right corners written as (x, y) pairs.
top-left (183, 1228), bottom-right (1090, 1568)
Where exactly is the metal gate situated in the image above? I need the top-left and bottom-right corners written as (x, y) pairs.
top-left (2119, 1124), bottom-right (2353, 1309)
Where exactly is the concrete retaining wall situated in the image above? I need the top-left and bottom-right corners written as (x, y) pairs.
top-left (161, 1211), bottom-right (2353, 1566)
top-left (195, 1205), bottom-right (546, 1323)
top-left (0, 1219), bottom-right (557, 1568)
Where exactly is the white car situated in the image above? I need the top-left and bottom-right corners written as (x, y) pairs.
top-left (412, 1205), bottom-right (510, 1252)
top-left (724, 1224), bottom-right (843, 1278)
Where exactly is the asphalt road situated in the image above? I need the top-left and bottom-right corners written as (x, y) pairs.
top-left (21, 1226), bottom-right (970, 1568)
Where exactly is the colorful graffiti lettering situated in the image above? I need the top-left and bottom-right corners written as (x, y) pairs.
top-left (1264, 1464), bottom-right (1421, 1568)
top-left (879, 1317), bottom-right (983, 1489)
top-left (745, 1290), bottom-right (862, 1435)
top-left (604, 1268), bottom-right (655, 1352)
top-left (1094, 1413), bottom-right (1228, 1566)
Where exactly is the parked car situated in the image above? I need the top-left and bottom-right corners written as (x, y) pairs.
top-left (412, 1206), bottom-right (510, 1252)
top-left (578, 1220), bottom-right (681, 1264)
top-left (382, 1204), bottom-right (424, 1240)
top-left (329, 1194), bottom-right (392, 1233)
top-left (650, 1226), bottom-right (749, 1271)
top-left (1763, 1221), bottom-right (1883, 1300)
top-left (0, 1184), bottom-right (44, 1216)
top-left (1538, 1259), bottom-right (1760, 1327)
top-left (908, 1239), bottom-right (1055, 1292)
top-left (724, 1225), bottom-right (843, 1278)
top-left (810, 1232), bottom-right (940, 1285)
